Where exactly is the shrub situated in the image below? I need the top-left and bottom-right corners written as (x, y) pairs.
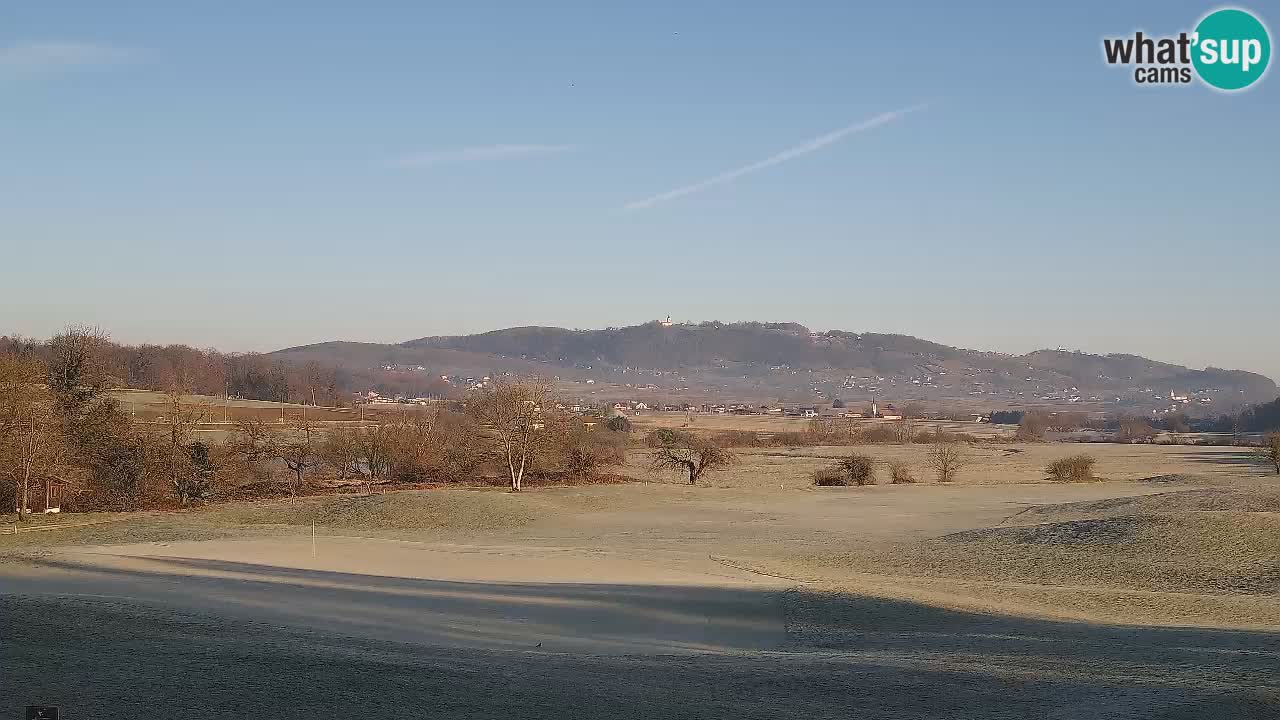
top-left (888, 460), bottom-right (916, 484)
top-left (914, 429), bottom-right (978, 444)
top-left (317, 426), bottom-right (361, 480)
top-left (87, 437), bottom-right (151, 510)
top-left (433, 411), bottom-right (489, 479)
top-left (812, 454), bottom-right (877, 486)
top-left (645, 428), bottom-right (682, 448)
top-left (699, 429), bottom-right (851, 449)
top-left (812, 466), bottom-right (850, 486)
top-left (772, 430), bottom-right (833, 447)
top-left (1116, 416), bottom-right (1158, 443)
top-left (1046, 454), bottom-right (1097, 482)
top-left (857, 425), bottom-right (902, 444)
top-left (991, 410), bottom-right (1025, 425)
top-left (1016, 411), bottom-right (1049, 441)
top-left (837, 453), bottom-right (877, 485)
top-left (604, 415), bottom-right (632, 433)
top-left (712, 430), bottom-right (766, 448)
top-left (845, 422), bottom-right (943, 445)
top-left (562, 428), bottom-right (628, 477)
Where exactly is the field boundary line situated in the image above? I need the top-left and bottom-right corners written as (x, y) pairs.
top-left (708, 554), bottom-right (809, 584)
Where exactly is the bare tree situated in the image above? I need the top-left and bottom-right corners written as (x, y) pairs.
top-left (1116, 416), bottom-right (1157, 444)
top-left (1259, 433), bottom-right (1280, 475)
top-left (1052, 411), bottom-right (1090, 432)
top-left (433, 410), bottom-right (489, 479)
top-left (47, 325), bottom-right (113, 412)
top-left (1016, 411), bottom-right (1050, 441)
top-left (0, 355), bottom-right (69, 518)
top-left (386, 405), bottom-right (439, 480)
top-left (357, 424), bottom-right (397, 481)
top-left (230, 415), bottom-right (320, 492)
top-left (891, 419), bottom-right (916, 444)
top-left (318, 426), bottom-right (361, 480)
top-left (468, 378), bottom-right (555, 491)
top-left (301, 361), bottom-right (337, 407)
top-left (230, 418), bottom-right (276, 480)
top-left (649, 431), bottom-right (735, 485)
top-left (276, 417), bottom-right (318, 493)
top-left (152, 388), bottom-right (213, 505)
top-left (901, 402), bottom-right (926, 420)
top-left (927, 442), bottom-right (970, 483)
top-left (0, 351), bottom-right (44, 418)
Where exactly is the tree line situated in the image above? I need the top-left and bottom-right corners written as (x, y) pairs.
top-left (0, 328), bottom-right (634, 518)
top-left (1200, 397), bottom-right (1280, 434)
top-left (0, 329), bottom-right (454, 407)
top-left (226, 378), bottom-right (631, 495)
top-left (995, 401), bottom-right (1280, 441)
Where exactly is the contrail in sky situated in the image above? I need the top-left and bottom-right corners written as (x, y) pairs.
top-left (622, 103), bottom-right (929, 211)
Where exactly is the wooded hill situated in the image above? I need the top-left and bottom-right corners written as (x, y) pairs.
top-left (271, 321), bottom-right (1278, 410)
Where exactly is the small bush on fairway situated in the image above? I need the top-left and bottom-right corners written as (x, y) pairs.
top-left (813, 454), bottom-right (876, 486)
top-left (812, 466), bottom-right (850, 486)
top-left (837, 454), bottom-right (877, 485)
top-left (888, 461), bottom-right (916, 484)
top-left (1046, 454), bottom-right (1097, 482)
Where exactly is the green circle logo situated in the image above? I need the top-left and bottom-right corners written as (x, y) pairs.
top-left (1192, 8), bottom-right (1271, 90)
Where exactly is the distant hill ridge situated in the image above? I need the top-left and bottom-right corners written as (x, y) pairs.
top-left (271, 321), bottom-right (1277, 407)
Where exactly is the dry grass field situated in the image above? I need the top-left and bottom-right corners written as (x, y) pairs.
top-left (107, 389), bottom-right (420, 426)
top-left (2, 441), bottom-right (1278, 718)
top-left (624, 442), bottom-right (1268, 488)
top-left (630, 410), bottom-right (1018, 439)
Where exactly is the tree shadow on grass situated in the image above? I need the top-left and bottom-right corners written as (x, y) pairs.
top-left (2, 556), bottom-right (1278, 720)
top-left (1173, 449), bottom-right (1270, 474)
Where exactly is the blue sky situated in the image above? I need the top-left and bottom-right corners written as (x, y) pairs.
top-left (2, 2), bottom-right (1277, 378)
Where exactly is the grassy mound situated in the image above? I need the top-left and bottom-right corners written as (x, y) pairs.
top-left (944, 517), bottom-right (1159, 546)
top-left (798, 487), bottom-right (1280, 598)
top-left (1016, 488), bottom-right (1280, 520)
top-left (929, 511), bottom-right (1280, 595)
top-left (932, 489), bottom-right (1280, 594)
